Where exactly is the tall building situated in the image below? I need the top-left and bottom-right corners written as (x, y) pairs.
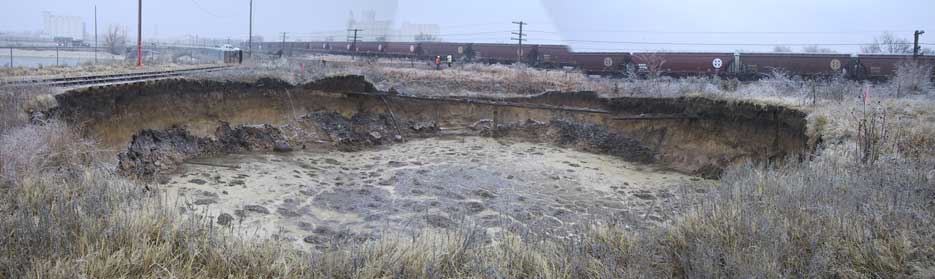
top-left (345, 0), bottom-right (441, 42)
top-left (346, 0), bottom-right (398, 41)
top-left (43, 12), bottom-right (85, 40)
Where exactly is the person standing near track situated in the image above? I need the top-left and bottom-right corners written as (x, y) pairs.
top-left (434, 56), bottom-right (441, 70)
top-left (446, 54), bottom-right (453, 68)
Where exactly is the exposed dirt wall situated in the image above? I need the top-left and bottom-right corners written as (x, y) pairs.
top-left (49, 76), bottom-right (809, 178)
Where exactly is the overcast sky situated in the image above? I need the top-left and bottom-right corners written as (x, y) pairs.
top-left (0, 0), bottom-right (932, 52)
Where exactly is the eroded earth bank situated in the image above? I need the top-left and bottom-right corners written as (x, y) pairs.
top-left (45, 76), bottom-right (810, 250)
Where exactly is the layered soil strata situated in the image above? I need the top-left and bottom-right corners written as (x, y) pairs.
top-left (47, 75), bottom-right (809, 178)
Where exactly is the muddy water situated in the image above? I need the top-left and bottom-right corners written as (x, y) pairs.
top-left (160, 137), bottom-right (705, 250)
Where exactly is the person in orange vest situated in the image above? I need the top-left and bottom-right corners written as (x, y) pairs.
top-left (435, 56), bottom-right (441, 70)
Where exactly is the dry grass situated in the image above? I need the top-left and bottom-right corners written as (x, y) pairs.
top-left (196, 56), bottom-right (601, 97)
top-left (0, 119), bottom-right (312, 278)
top-left (3, 58), bottom-right (935, 277)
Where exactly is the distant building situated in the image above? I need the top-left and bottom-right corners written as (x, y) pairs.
top-left (348, 10), bottom-right (393, 42)
top-left (400, 22), bottom-right (441, 42)
top-left (344, 0), bottom-right (441, 43)
top-left (43, 12), bottom-right (84, 41)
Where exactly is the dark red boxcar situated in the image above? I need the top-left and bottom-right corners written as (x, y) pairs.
top-left (379, 42), bottom-right (419, 57)
top-left (855, 54), bottom-right (919, 80)
top-left (534, 44), bottom-right (574, 66)
top-left (383, 42), bottom-right (421, 56)
top-left (631, 52), bottom-right (734, 76)
top-left (739, 53), bottom-right (852, 77)
top-left (472, 43), bottom-right (537, 63)
top-left (418, 42), bottom-right (466, 59)
top-left (568, 52), bottom-right (631, 75)
top-left (352, 42), bottom-right (383, 54)
top-left (306, 41), bottom-right (330, 51)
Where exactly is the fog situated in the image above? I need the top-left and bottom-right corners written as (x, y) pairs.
top-left (0, 0), bottom-right (932, 52)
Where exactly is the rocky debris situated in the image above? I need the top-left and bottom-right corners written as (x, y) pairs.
top-left (117, 127), bottom-right (214, 177)
top-left (217, 213), bottom-right (234, 226)
top-left (215, 122), bottom-right (288, 153)
top-left (694, 164), bottom-right (724, 180)
top-left (480, 119), bottom-right (656, 165)
top-left (473, 189), bottom-right (497, 199)
top-left (254, 77), bottom-right (294, 89)
top-left (550, 120), bottom-right (656, 164)
top-left (313, 187), bottom-right (390, 214)
top-left (409, 121), bottom-right (439, 133)
top-left (277, 208), bottom-right (301, 218)
top-left (424, 215), bottom-right (455, 229)
top-left (469, 119), bottom-right (494, 131)
top-left (462, 201), bottom-right (486, 214)
top-left (273, 142), bottom-right (293, 153)
top-left (118, 123), bottom-right (297, 178)
top-left (304, 112), bottom-right (400, 148)
top-left (244, 205), bottom-right (270, 214)
top-left (193, 199), bottom-right (217, 205)
top-left (633, 192), bottom-right (656, 200)
top-left (302, 75), bottom-right (377, 93)
top-left (303, 235), bottom-right (324, 245)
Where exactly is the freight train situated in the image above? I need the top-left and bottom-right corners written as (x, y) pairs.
top-left (255, 41), bottom-right (935, 81)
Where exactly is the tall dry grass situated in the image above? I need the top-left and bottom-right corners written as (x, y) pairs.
top-left (0, 95), bottom-right (311, 277)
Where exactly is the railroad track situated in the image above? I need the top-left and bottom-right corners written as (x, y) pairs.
top-left (0, 65), bottom-right (232, 88)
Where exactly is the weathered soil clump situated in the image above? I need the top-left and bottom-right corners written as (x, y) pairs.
top-left (118, 122), bottom-right (291, 177)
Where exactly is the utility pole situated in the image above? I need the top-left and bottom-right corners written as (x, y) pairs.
top-left (347, 29), bottom-right (362, 50)
top-left (511, 21), bottom-right (527, 63)
top-left (137, 0), bottom-right (143, 67)
top-left (248, 0), bottom-right (253, 59)
top-left (347, 28), bottom-right (362, 60)
top-left (914, 30), bottom-right (925, 58)
top-left (280, 32), bottom-right (287, 58)
top-left (94, 5), bottom-right (97, 64)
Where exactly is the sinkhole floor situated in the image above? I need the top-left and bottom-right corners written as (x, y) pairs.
top-left (160, 136), bottom-right (709, 250)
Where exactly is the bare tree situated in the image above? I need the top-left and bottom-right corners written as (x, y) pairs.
top-left (801, 45), bottom-right (837, 53)
top-left (862, 32), bottom-right (912, 54)
top-left (634, 53), bottom-right (667, 79)
top-left (892, 61), bottom-right (934, 96)
top-left (772, 45), bottom-right (793, 53)
top-left (104, 25), bottom-right (127, 55)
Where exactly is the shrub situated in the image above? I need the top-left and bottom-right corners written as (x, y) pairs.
top-left (892, 61), bottom-right (934, 96)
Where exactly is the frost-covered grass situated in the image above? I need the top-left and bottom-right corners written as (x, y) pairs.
top-left (3, 58), bottom-right (935, 277)
top-left (0, 62), bottom-right (220, 82)
top-left (4, 118), bottom-right (933, 278)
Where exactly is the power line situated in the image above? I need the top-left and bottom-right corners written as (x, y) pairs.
top-left (435, 22), bottom-right (504, 29)
top-left (188, 0), bottom-right (230, 19)
top-left (292, 30), bottom-right (514, 38)
top-left (525, 29), bottom-right (921, 35)
top-left (535, 38), bottom-right (932, 47)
